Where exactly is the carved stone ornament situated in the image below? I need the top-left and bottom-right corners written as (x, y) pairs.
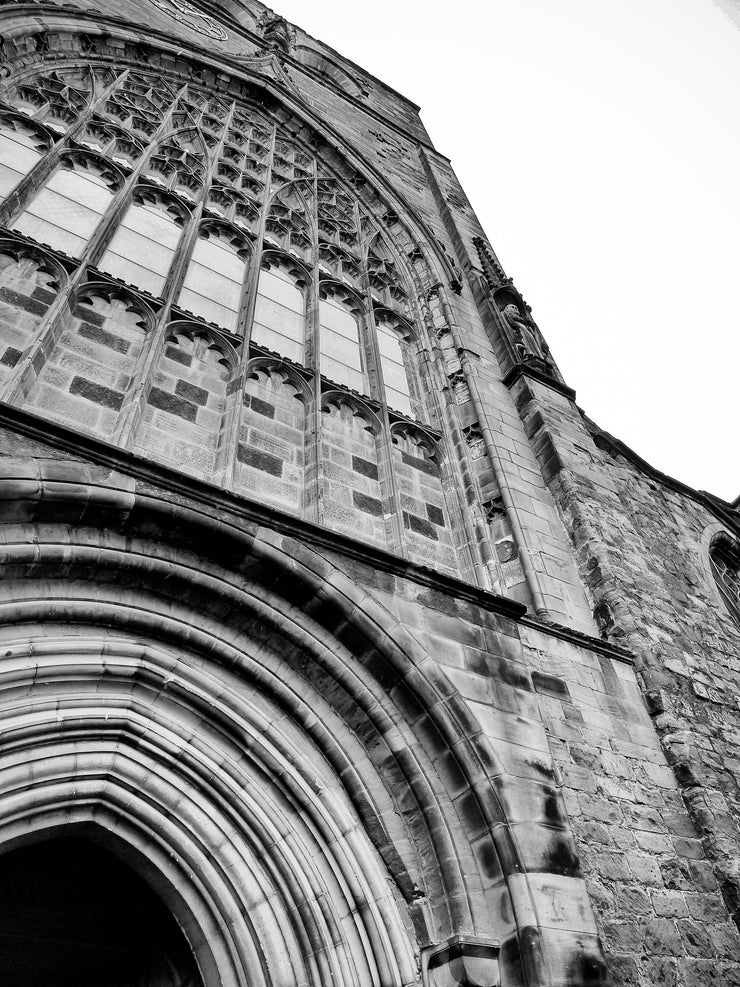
top-left (258, 12), bottom-right (296, 56)
top-left (500, 300), bottom-right (552, 366)
top-left (144, 0), bottom-right (228, 40)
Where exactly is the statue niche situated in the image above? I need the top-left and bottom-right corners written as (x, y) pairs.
top-left (498, 293), bottom-right (554, 372)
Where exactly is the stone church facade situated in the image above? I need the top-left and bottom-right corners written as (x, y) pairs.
top-left (0, 1), bottom-right (737, 985)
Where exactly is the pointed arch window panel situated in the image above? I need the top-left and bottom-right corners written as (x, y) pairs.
top-left (0, 124), bottom-right (44, 203)
top-left (99, 193), bottom-right (185, 297)
top-left (12, 161), bottom-right (116, 258)
top-left (178, 229), bottom-right (246, 332)
top-left (376, 318), bottom-right (412, 417)
top-left (251, 264), bottom-right (305, 364)
top-left (319, 294), bottom-right (365, 395)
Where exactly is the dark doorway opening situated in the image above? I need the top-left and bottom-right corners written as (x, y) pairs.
top-left (0, 835), bottom-right (204, 987)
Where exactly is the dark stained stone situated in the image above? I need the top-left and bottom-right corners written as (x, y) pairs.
top-left (0, 286), bottom-right (47, 316)
top-left (353, 491), bottom-right (383, 516)
top-left (426, 502), bottom-right (445, 526)
top-left (0, 346), bottom-right (22, 367)
top-left (69, 376), bottom-right (125, 410)
top-left (148, 386), bottom-right (197, 422)
top-left (79, 321), bottom-right (131, 354)
top-left (401, 450), bottom-right (440, 476)
top-left (352, 455), bottom-right (379, 480)
top-left (404, 511), bottom-right (438, 540)
top-left (164, 345), bottom-right (192, 367)
top-left (532, 670), bottom-right (571, 700)
top-left (237, 444), bottom-right (283, 477)
top-left (175, 379), bottom-right (209, 406)
top-left (246, 395), bottom-right (275, 419)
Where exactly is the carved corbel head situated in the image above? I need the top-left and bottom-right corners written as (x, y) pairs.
top-left (258, 12), bottom-right (295, 56)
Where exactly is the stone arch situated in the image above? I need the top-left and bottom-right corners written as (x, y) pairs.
top-left (207, 182), bottom-right (260, 232)
top-left (0, 106), bottom-right (57, 153)
top-left (295, 45), bottom-right (369, 99)
top-left (0, 457), bottom-right (609, 985)
top-left (56, 145), bottom-right (127, 191)
top-left (319, 274), bottom-right (366, 316)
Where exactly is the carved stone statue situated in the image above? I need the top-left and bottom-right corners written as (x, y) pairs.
top-left (258, 13), bottom-right (295, 55)
top-left (501, 301), bottom-right (551, 365)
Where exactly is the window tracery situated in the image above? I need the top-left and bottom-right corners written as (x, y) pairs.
top-left (318, 281), bottom-right (365, 395)
top-left (11, 151), bottom-right (121, 257)
top-left (710, 535), bottom-right (740, 625)
top-left (252, 257), bottom-right (306, 364)
top-left (0, 58), bottom-right (460, 573)
top-left (99, 188), bottom-right (188, 296)
top-left (179, 222), bottom-right (250, 331)
top-left (0, 116), bottom-right (49, 202)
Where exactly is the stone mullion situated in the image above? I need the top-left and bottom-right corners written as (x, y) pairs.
top-left (360, 219), bottom-right (406, 556)
top-left (0, 68), bottom-right (131, 231)
top-left (305, 167), bottom-right (323, 526)
top-left (85, 88), bottom-right (191, 270)
top-left (116, 99), bottom-right (236, 452)
top-left (215, 119), bottom-right (276, 489)
top-left (435, 283), bottom-right (551, 618)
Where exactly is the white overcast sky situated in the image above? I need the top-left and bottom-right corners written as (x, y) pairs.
top-left (272, 0), bottom-right (739, 501)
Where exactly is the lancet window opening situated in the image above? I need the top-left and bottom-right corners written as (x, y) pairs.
top-left (0, 66), bottom-right (423, 422)
top-left (710, 535), bottom-right (740, 625)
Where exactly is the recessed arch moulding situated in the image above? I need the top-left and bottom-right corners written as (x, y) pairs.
top-left (0, 457), bottom-right (607, 987)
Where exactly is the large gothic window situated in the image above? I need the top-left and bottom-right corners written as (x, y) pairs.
top-left (0, 63), bottom-right (458, 572)
top-left (0, 72), bottom-right (422, 415)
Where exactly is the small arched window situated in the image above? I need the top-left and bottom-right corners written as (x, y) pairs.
top-left (376, 318), bottom-right (411, 416)
top-left (178, 227), bottom-right (246, 332)
top-left (12, 158), bottom-right (116, 258)
top-left (319, 293), bottom-right (364, 394)
top-left (99, 193), bottom-right (185, 297)
top-left (0, 123), bottom-right (45, 203)
top-left (710, 535), bottom-right (740, 625)
top-left (251, 264), bottom-right (305, 363)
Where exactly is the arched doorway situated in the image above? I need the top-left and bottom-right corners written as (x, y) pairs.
top-left (0, 836), bottom-right (204, 987)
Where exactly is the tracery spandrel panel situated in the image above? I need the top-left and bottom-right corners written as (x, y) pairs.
top-left (0, 58), bottom-right (471, 580)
